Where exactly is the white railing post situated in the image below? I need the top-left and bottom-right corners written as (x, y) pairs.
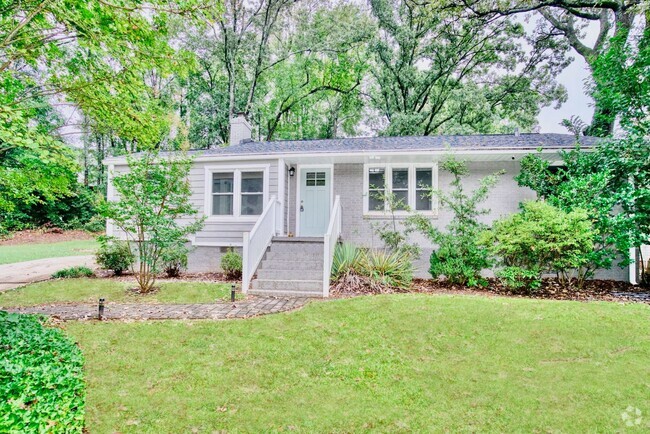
top-left (323, 235), bottom-right (330, 297)
top-left (241, 195), bottom-right (278, 294)
top-left (242, 232), bottom-right (250, 293)
top-left (322, 195), bottom-right (341, 297)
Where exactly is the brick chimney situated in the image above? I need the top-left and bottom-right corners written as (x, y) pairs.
top-left (229, 113), bottom-right (252, 145)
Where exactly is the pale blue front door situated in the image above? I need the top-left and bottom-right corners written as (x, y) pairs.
top-left (299, 168), bottom-right (331, 237)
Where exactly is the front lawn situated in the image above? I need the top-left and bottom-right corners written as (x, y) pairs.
top-left (0, 278), bottom-right (235, 307)
top-left (0, 239), bottom-right (98, 264)
top-left (63, 295), bottom-right (650, 432)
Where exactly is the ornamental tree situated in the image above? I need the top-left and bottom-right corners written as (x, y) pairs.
top-left (100, 151), bottom-right (204, 292)
top-left (408, 156), bottom-right (504, 286)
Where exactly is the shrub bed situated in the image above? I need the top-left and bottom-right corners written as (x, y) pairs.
top-left (410, 278), bottom-right (640, 302)
top-left (0, 312), bottom-right (85, 432)
top-left (52, 266), bottom-right (94, 279)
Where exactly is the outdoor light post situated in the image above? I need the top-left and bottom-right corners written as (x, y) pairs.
top-left (98, 298), bottom-right (105, 320)
top-left (231, 284), bottom-right (236, 303)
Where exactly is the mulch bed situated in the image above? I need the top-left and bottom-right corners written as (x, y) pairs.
top-left (332, 276), bottom-right (649, 304)
top-left (94, 270), bottom-right (239, 285)
top-left (0, 229), bottom-right (97, 245)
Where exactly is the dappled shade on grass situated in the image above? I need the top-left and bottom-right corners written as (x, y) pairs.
top-left (0, 278), bottom-right (234, 307)
top-left (64, 295), bottom-right (650, 433)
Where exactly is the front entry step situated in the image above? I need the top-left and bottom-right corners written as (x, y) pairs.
top-left (249, 237), bottom-right (326, 298)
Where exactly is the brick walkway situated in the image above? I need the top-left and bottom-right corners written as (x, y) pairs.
top-left (4, 297), bottom-right (312, 321)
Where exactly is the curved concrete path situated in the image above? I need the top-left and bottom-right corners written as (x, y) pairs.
top-left (4, 297), bottom-right (311, 320)
top-left (0, 255), bottom-right (96, 291)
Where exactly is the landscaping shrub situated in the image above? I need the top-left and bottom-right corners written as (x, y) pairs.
top-left (52, 266), bottom-right (94, 279)
top-left (221, 248), bottom-right (242, 279)
top-left (482, 201), bottom-right (594, 288)
top-left (95, 236), bottom-right (134, 275)
top-left (408, 156), bottom-right (502, 287)
top-left (428, 238), bottom-right (491, 287)
top-left (330, 243), bottom-right (413, 293)
top-left (364, 249), bottom-right (414, 289)
top-left (495, 266), bottom-right (542, 293)
top-left (0, 311), bottom-right (85, 433)
top-left (161, 242), bottom-right (189, 278)
top-left (331, 243), bottom-right (366, 279)
top-left (81, 215), bottom-right (106, 233)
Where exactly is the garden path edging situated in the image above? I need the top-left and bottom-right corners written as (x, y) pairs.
top-left (2, 296), bottom-right (312, 320)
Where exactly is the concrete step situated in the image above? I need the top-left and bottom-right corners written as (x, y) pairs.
top-left (264, 251), bottom-right (323, 261)
top-left (270, 241), bottom-right (324, 254)
top-left (272, 236), bottom-right (323, 242)
top-left (251, 279), bottom-right (323, 292)
top-left (249, 289), bottom-right (323, 298)
top-left (256, 268), bottom-right (323, 280)
top-left (258, 259), bottom-right (323, 270)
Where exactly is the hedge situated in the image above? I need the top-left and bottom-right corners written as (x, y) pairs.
top-left (0, 311), bottom-right (85, 433)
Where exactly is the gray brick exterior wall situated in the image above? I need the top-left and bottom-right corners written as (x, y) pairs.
top-left (184, 159), bottom-right (629, 281)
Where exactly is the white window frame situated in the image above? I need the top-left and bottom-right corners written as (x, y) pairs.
top-left (363, 163), bottom-right (438, 217)
top-left (204, 164), bottom-right (270, 222)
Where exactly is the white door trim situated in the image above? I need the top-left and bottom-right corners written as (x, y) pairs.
top-left (295, 164), bottom-right (334, 237)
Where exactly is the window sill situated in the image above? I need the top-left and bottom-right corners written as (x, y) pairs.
top-left (363, 212), bottom-right (438, 220)
top-left (204, 215), bottom-right (261, 223)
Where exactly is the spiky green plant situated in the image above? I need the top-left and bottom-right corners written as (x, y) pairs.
top-left (363, 249), bottom-right (413, 289)
top-left (331, 243), bottom-right (366, 280)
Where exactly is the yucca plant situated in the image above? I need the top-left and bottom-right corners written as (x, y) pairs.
top-left (331, 243), bottom-right (366, 280)
top-left (363, 249), bottom-right (414, 289)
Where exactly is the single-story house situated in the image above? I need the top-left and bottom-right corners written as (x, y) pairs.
top-left (104, 114), bottom-right (637, 297)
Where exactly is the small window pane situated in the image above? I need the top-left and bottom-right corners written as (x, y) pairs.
top-left (306, 179), bottom-right (315, 186)
top-left (241, 171), bottom-right (263, 193)
top-left (416, 168), bottom-right (432, 189)
top-left (416, 193), bottom-right (432, 211)
top-left (307, 172), bottom-right (315, 179)
top-left (368, 193), bottom-right (385, 211)
top-left (212, 195), bottom-right (233, 215)
top-left (392, 168), bottom-right (409, 189)
top-left (393, 190), bottom-right (408, 210)
top-left (241, 194), bottom-right (263, 215)
top-left (213, 173), bottom-right (233, 193)
top-left (368, 168), bottom-right (385, 189)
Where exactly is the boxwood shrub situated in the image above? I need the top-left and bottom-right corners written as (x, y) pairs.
top-left (0, 311), bottom-right (85, 433)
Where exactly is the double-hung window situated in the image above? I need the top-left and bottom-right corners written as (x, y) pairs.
top-left (207, 166), bottom-right (268, 219)
top-left (364, 164), bottom-right (437, 215)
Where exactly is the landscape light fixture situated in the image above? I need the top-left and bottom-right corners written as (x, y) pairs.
top-left (98, 298), bottom-right (105, 320)
top-left (231, 284), bottom-right (236, 303)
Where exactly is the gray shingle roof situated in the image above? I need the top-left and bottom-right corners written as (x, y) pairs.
top-left (194, 133), bottom-right (597, 156)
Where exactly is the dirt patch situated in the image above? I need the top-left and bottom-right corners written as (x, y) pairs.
top-left (332, 276), bottom-right (647, 303)
top-left (0, 229), bottom-right (98, 245)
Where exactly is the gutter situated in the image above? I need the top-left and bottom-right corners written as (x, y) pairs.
top-left (102, 146), bottom-right (589, 166)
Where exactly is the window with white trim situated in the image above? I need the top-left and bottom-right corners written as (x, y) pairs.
top-left (208, 167), bottom-right (268, 218)
top-left (364, 164), bottom-right (437, 214)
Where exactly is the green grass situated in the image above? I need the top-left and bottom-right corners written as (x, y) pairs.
top-left (0, 239), bottom-right (98, 264)
top-left (0, 278), bottom-right (236, 307)
top-left (62, 295), bottom-right (650, 433)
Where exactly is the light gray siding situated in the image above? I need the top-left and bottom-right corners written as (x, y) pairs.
top-left (109, 159), bottom-right (281, 247)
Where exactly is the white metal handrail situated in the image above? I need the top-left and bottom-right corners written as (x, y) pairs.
top-left (322, 195), bottom-right (342, 297)
top-left (242, 195), bottom-right (279, 292)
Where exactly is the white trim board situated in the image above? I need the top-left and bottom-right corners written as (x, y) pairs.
top-left (103, 147), bottom-right (578, 165)
top-left (363, 162), bottom-right (439, 217)
top-left (203, 163), bottom-right (270, 222)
